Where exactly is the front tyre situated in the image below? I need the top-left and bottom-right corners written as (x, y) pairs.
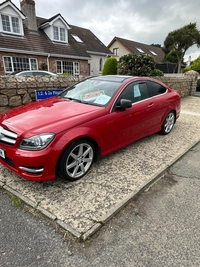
top-left (58, 139), bottom-right (95, 181)
top-left (161, 111), bottom-right (175, 135)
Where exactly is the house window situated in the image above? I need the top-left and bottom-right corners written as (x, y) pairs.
top-left (149, 50), bottom-right (157, 56)
top-left (60, 28), bottom-right (66, 41)
top-left (136, 47), bottom-right (145, 53)
top-left (3, 57), bottom-right (37, 73)
top-left (30, 58), bottom-right (37, 70)
top-left (1, 14), bottom-right (20, 34)
top-left (56, 61), bottom-right (79, 76)
top-left (71, 34), bottom-right (83, 43)
top-left (99, 58), bottom-right (102, 72)
top-left (113, 48), bottom-right (119, 56)
top-left (53, 26), bottom-right (66, 42)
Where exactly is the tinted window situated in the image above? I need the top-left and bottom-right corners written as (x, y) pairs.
top-left (119, 82), bottom-right (150, 103)
top-left (23, 72), bottom-right (33, 76)
top-left (33, 72), bottom-right (49, 76)
top-left (147, 81), bottom-right (167, 96)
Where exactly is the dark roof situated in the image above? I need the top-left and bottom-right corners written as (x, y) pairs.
top-left (38, 13), bottom-right (70, 28)
top-left (69, 24), bottom-right (112, 55)
top-left (0, 13), bottom-right (112, 59)
top-left (108, 37), bottom-right (164, 63)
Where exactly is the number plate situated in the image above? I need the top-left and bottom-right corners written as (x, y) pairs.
top-left (0, 148), bottom-right (5, 159)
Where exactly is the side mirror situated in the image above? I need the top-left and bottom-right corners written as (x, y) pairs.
top-left (116, 99), bottom-right (132, 109)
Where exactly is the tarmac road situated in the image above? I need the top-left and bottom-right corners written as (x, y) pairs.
top-left (0, 141), bottom-right (200, 267)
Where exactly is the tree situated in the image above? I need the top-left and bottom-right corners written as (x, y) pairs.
top-left (164, 50), bottom-right (178, 63)
top-left (163, 23), bottom-right (200, 73)
top-left (151, 44), bottom-right (162, 48)
top-left (117, 53), bottom-right (156, 76)
top-left (102, 57), bottom-right (117, 75)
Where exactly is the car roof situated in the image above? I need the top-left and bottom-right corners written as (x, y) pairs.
top-left (91, 75), bottom-right (134, 83)
top-left (15, 70), bottom-right (56, 76)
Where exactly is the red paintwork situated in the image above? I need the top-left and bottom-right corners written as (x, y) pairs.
top-left (0, 76), bottom-right (181, 181)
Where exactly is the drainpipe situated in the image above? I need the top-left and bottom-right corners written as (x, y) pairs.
top-left (47, 54), bottom-right (50, 71)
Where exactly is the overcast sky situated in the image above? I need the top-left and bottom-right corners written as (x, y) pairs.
top-left (12, 0), bottom-right (200, 62)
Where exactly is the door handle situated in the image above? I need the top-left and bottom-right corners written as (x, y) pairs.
top-left (148, 103), bottom-right (154, 108)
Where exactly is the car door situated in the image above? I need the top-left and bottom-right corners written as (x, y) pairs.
top-left (146, 80), bottom-right (169, 131)
top-left (106, 81), bottom-right (155, 152)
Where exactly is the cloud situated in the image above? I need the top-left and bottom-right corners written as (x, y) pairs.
top-left (11, 0), bottom-right (200, 61)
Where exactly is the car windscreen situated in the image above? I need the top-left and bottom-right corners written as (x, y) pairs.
top-left (59, 78), bottom-right (121, 106)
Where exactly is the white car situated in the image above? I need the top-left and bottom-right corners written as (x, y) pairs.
top-left (14, 70), bottom-right (57, 76)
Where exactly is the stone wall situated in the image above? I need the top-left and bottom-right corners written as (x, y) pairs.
top-left (0, 75), bottom-right (81, 114)
top-left (155, 76), bottom-right (197, 97)
top-left (0, 74), bottom-right (197, 114)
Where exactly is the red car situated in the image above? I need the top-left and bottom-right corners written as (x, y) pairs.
top-left (0, 75), bottom-right (181, 182)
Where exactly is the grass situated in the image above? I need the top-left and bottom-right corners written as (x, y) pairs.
top-left (11, 195), bottom-right (22, 208)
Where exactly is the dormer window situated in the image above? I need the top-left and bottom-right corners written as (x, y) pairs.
top-left (53, 26), bottom-right (66, 42)
top-left (1, 14), bottom-right (20, 34)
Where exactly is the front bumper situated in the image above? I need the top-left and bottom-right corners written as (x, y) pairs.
top-left (0, 144), bottom-right (60, 181)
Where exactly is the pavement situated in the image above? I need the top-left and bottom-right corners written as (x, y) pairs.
top-left (0, 95), bottom-right (200, 241)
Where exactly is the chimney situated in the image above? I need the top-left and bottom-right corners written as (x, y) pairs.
top-left (20, 0), bottom-right (38, 32)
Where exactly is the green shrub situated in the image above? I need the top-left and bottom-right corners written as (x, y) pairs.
top-left (184, 56), bottom-right (200, 73)
top-left (151, 69), bottom-right (164, 76)
top-left (117, 53), bottom-right (156, 76)
top-left (102, 57), bottom-right (117, 75)
top-left (183, 66), bottom-right (192, 73)
top-left (191, 56), bottom-right (200, 73)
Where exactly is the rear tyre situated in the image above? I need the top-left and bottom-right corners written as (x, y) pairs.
top-left (160, 111), bottom-right (175, 135)
top-left (58, 139), bottom-right (94, 181)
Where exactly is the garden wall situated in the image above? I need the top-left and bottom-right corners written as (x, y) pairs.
top-left (0, 74), bottom-right (197, 114)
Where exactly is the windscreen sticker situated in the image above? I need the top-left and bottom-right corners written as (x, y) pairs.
top-left (94, 94), bottom-right (111, 105)
top-left (82, 90), bottom-right (104, 100)
top-left (134, 85), bottom-right (141, 97)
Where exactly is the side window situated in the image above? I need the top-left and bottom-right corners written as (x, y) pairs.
top-left (120, 82), bottom-right (150, 103)
top-left (147, 81), bottom-right (167, 96)
top-left (120, 84), bottom-right (135, 103)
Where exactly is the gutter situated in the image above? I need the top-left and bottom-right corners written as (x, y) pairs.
top-left (87, 50), bottom-right (113, 56)
top-left (0, 48), bottom-right (91, 60)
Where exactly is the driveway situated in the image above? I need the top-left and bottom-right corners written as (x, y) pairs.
top-left (0, 96), bottom-right (200, 240)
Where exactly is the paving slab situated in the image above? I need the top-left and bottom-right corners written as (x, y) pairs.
top-left (1, 96), bottom-right (200, 240)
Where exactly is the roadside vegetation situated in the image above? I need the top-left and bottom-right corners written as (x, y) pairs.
top-left (184, 56), bottom-right (200, 73)
top-left (163, 23), bottom-right (200, 73)
top-left (103, 53), bottom-right (164, 76)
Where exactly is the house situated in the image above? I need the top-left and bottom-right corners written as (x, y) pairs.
top-left (0, 0), bottom-right (113, 76)
top-left (107, 36), bottom-right (164, 63)
top-left (107, 36), bottom-right (180, 73)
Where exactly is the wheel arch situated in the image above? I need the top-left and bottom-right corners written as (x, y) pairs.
top-left (161, 108), bottom-right (177, 125)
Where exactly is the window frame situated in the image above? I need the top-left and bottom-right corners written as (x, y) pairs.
top-left (114, 81), bottom-right (151, 111)
top-left (56, 60), bottom-right (80, 76)
top-left (99, 58), bottom-right (103, 72)
top-left (71, 34), bottom-right (83, 43)
top-left (53, 26), bottom-right (66, 42)
top-left (113, 48), bottom-right (119, 56)
top-left (146, 80), bottom-right (167, 97)
top-left (1, 14), bottom-right (21, 35)
top-left (3, 56), bottom-right (38, 74)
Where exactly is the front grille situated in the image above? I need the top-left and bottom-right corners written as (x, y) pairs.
top-left (0, 126), bottom-right (17, 146)
top-left (0, 156), bottom-right (16, 169)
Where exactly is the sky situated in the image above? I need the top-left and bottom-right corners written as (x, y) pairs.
top-left (11, 0), bottom-right (200, 63)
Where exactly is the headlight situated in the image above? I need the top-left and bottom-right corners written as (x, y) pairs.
top-left (19, 133), bottom-right (55, 151)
